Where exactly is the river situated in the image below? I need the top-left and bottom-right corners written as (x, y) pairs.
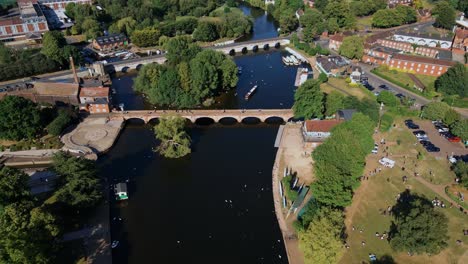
top-left (102, 3), bottom-right (296, 264)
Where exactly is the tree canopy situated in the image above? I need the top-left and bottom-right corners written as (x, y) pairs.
top-left (312, 113), bottom-right (375, 207)
top-left (52, 152), bottom-right (102, 209)
top-left (298, 208), bottom-right (344, 264)
top-left (293, 79), bottom-right (324, 119)
top-left (451, 119), bottom-right (467, 140)
top-left (432, 1), bottom-right (456, 29)
top-left (46, 108), bottom-right (75, 136)
top-left (435, 63), bottom-right (468, 97)
top-left (377, 90), bottom-right (399, 107)
top-left (339, 36), bottom-right (364, 59)
top-left (324, 91), bottom-right (344, 117)
top-left (0, 96), bottom-right (43, 141)
top-left (0, 167), bottom-right (30, 205)
top-left (154, 115), bottom-right (191, 158)
top-left (422, 102), bottom-right (450, 121)
top-left (0, 200), bottom-right (60, 264)
top-left (390, 192), bottom-right (448, 255)
top-left (372, 6), bottom-right (417, 28)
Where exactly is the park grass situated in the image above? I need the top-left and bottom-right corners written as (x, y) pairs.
top-left (321, 78), bottom-right (373, 100)
top-left (339, 118), bottom-right (468, 264)
top-left (372, 67), bottom-right (437, 98)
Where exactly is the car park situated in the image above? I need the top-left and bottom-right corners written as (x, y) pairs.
top-left (448, 136), bottom-right (461, 143)
top-left (425, 145), bottom-right (440, 152)
top-left (379, 84), bottom-right (389, 90)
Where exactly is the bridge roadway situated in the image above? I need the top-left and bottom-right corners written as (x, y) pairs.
top-left (109, 108), bottom-right (294, 123)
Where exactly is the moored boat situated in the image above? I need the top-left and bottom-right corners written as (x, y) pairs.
top-left (244, 85), bottom-right (258, 100)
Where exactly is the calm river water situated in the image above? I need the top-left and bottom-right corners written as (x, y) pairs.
top-left (101, 3), bottom-right (295, 264)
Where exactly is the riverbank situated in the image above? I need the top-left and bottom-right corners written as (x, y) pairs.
top-left (272, 123), bottom-right (315, 264)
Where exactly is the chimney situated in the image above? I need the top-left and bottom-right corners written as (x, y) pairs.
top-left (70, 56), bottom-right (79, 84)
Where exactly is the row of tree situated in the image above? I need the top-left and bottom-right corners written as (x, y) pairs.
top-left (0, 152), bottom-right (101, 263)
top-left (134, 36), bottom-right (238, 108)
top-left (422, 101), bottom-right (466, 140)
top-left (372, 5), bottom-right (417, 28)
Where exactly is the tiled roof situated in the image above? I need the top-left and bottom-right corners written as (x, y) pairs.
top-left (304, 120), bottom-right (343, 133)
top-left (34, 81), bottom-right (79, 96)
top-left (95, 33), bottom-right (127, 46)
top-left (391, 53), bottom-right (456, 67)
top-left (79, 87), bottom-right (109, 98)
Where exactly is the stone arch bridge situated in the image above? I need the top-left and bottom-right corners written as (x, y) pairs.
top-left (109, 36), bottom-right (290, 72)
top-left (109, 109), bottom-right (294, 123)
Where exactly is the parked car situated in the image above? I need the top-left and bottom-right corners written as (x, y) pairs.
top-left (379, 84), bottom-right (389, 90)
top-left (448, 136), bottom-right (461, 143)
top-left (425, 145), bottom-right (440, 152)
top-left (405, 119), bottom-right (419, 129)
top-left (413, 130), bottom-right (426, 137)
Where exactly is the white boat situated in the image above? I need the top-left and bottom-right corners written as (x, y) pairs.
top-left (244, 85), bottom-right (258, 100)
top-left (111, 240), bottom-right (119, 248)
top-left (282, 56), bottom-right (291, 65)
top-left (289, 55), bottom-right (300, 65)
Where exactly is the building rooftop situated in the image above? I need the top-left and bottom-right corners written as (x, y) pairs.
top-left (79, 87), bottom-right (109, 98)
top-left (337, 109), bottom-right (356, 121)
top-left (316, 56), bottom-right (348, 72)
top-left (304, 119), bottom-right (343, 133)
top-left (391, 53), bottom-right (456, 67)
top-left (394, 31), bottom-right (453, 41)
top-left (34, 81), bottom-right (79, 96)
top-left (95, 33), bottom-right (128, 46)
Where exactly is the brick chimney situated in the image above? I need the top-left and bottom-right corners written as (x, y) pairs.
top-left (70, 56), bottom-right (79, 84)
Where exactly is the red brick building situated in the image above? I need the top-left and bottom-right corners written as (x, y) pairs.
top-left (0, 1), bottom-right (48, 42)
top-left (79, 87), bottom-right (110, 114)
top-left (92, 33), bottom-right (129, 52)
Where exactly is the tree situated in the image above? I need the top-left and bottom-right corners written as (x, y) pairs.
top-left (451, 119), bottom-right (468, 140)
top-left (453, 161), bottom-right (468, 188)
top-left (442, 108), bottom-right (460, 126)
top-left (131, 28), bottom-right (161, 47)
top-left (0, 201), bottom-right (59, 264)
top-left (433, 1), bottom-right (456, 29)
top-left (293, 79), bottom-right (324, 119)
top-left (113, 17), bottom-right (137, 35)
top-left (0, 167), bottom-right (30, 205)
top-left (52, 152), bottom-right (101, 209)
top-left (0, 42), bottom-right (12, 64)
top-left (154, 115), bottom-right (191, 158)
top-left (435, 63), bottom-right (468, 97)
top-left (165, 35), bottom-right (201, 64)
top-left (395, 5), bottom-right (417, 24)
top-left (46, 109), bottom-right (74, 136)
top-left (300, 9), bottom-right (325, 41)
top-left (193, 22), bottom-right (219, 42)
top-left (0, 96), bottom-right (43, 140)
top-left (41, 31), bottom-right (67, 63)
top-left (422, 102), bottom-right (450, 121)
top-left (177, 61), bottom-right (192, 91)
top-left (339, 36), bottom-right (364, 59)
top-left (390, 192), bottom-right (448, 254)
top-left (377, 90), bottom-right (399, 107)
top-left (324, 0), bottom-right (355, 28)
top-left (81, 18), bottom-right (101, 39)
top-left (298, 208), bottom-right (344, 264)
top-left (279, 12), bottom-right (299, 33)
top-left (325, 91), bottom-right (344, 116)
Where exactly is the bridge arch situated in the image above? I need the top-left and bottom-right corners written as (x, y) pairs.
top-left (195, 117), bottom-right (215, 125)
top-left (241, 47), bottom-right (248, 54)
top-left (136, 64), bottom-right (144, 71)
top-left (264, 116), bottom-right (285, 124)
top-left (275, 42), bottom-right (281, 49)
top-left (253, 45), bottom-right (259, 52)
top-left (241, 116), bottom-right (262, 124)
top-left (229, 49), bottom-right (236, 56)
top-left (121, 66), bottom-right (130, 73)
top-left (263, 44), bottom-right (270, 50)
top-left (218, 117), bottom-right (238, 125)
top-left (123, 117), bottom-right (146, 125)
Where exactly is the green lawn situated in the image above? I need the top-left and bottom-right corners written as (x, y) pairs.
top-left (340, 118), bottom-right (468, 264)
top-left (372, 67), bottom-right (437, 98)
top-left (356, 16), bottom-right (373, 30)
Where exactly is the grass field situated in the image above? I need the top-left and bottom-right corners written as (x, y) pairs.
top-left (320, 78), bottom-right (374, 100)
top-left (372, 67), bottom-right (437, 97)
top-left (356, 16), bottom-right (373, 30)
top-left (339, 117), bottom-right (468, 264)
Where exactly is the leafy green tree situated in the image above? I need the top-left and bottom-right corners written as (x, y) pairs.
top-left (377, 90), bottom-right (399, 107)
top-left (279, 12), bottom-right (299, 33)
top-left (111, 17), bottom-right (137, 35)
top-left (293, 79), bottom-right (324, 119)
top-left (339, 36), bottom-right (364, 59)
top-left (325, 91), bottom-right (344, 116)
top-left (0, 42), bottom-right (12, 64)
top-left (435, 63), bottom-right (468, 97)
top-left (81, 18), bottom-right (101, 39)
top-left (315, 0), bottom-right (329, 12)
top-left (390, 192), bottom-right (448, 254)
top-left (300, 9), bottom-right (325, 41)
top-left (395, 5), bottom-right (417, 24)
top-left (0, 167), bottom-right (30, 205)
top-left (177, 61), bottom-right (192, 91)
top-left (0, 201), bottom-right (60, 264)
top-left (131, 28), bottom-right (161, 47)
top-left (193, 22), bottom-right (219, 42)
top-left (433, 1), bottom-right (456, 29)
top-left (165, 35), bottom-right (201, 64)
top-left (442, 108), bottom-right (460, 126)
top-left (299, 208), bottom-right (344, 264)
top-left (52, 152), bottom-right (101, 209)
top-left (154, 115), bottom-right (191, 158)
top-left (324, 0), bottom-right (355, 28)
top-left (46, 109), bottom-right (74, 136)
top-left (0, 96), bottom-right (43, 140)
top-left (219, 58), bottom-right (239, 89)
top-left (422, 102), bottom-right (450, 121)
top-left (451, 119), bottom-right (468, 140)
top-left (453, 161), bottom-right (468, 188)
top-left (327, 17), bottom-right (340, 33)
top-left (371, 8), bottom-right (415, 28)
top-left (41, 31), bottom-right (67, 63)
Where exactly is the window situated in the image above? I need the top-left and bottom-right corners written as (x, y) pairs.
top-left (439, 67), bottom-right (443, 70)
